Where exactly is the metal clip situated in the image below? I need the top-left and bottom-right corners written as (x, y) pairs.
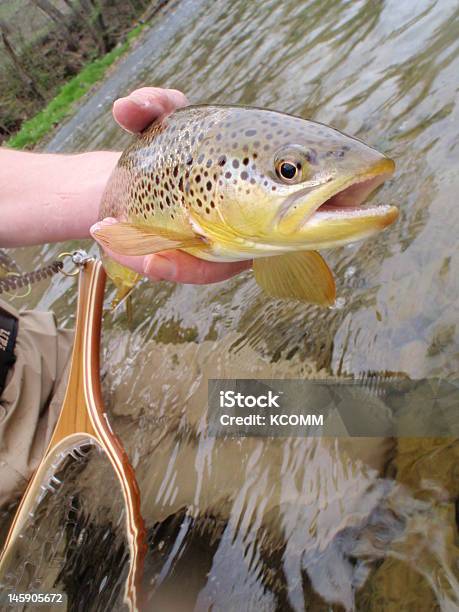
top-left (58, 250), bottom-right (94, 277)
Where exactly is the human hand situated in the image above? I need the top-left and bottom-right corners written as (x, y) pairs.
top-left (91, 87), bottom-right (251, 284)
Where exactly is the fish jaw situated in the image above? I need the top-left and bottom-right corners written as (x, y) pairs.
top-left (273, 157), bottom-right (397, 247)
top-left (293, 203), bottom-right (399, 249)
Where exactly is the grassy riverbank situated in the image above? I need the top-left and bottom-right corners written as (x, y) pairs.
top-left (6, 24), bottom-right (144, 150)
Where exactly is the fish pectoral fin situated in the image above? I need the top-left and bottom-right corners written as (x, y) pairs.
top-left (93, 222), bottom-right (206, 256)
top-left (253, 251), bottom-right (336, 306)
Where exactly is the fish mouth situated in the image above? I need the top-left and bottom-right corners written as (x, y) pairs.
top-left (312, 160), bottom-right (394, 218)
top-left (276, 158), bottom-right (398, 248)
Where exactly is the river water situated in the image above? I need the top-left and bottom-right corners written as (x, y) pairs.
top-left (6, 0), bottom-right (459, 609)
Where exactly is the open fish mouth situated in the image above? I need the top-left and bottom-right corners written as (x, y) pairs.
top-left (274, 157), bottom-right (398, 248)
top-left (274, 157), bottom-right (398, 246)
top-left (312, 161), bottom-right (396, 221)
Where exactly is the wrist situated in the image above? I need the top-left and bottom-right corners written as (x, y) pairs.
top-left (0, 149), bottom-right (120, 247)
top-left (61, 151), bottom-right (121, 241)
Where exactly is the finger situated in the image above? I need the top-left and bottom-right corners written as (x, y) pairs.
top-left (143, 250), bottom-right (252, 284)
top-left (113, 87), bottom-right (188, 133)
top-left (90, 221), bottom-right (251, 284)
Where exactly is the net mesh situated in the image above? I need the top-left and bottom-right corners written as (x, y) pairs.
top-left (0, 441), bottom-right (131, 612)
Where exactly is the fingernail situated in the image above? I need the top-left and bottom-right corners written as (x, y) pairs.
top-left (126, 93), bottom-right (159, 109)
top-left (144, 254), bottom-right (176, 280)
top-left (167, 89), bottom-right (188, 107)
top-left (90, 217), bottom-right (117, 235)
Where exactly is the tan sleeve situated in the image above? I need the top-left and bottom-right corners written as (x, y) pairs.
top-left (0, 298), bottom-right (73, 507)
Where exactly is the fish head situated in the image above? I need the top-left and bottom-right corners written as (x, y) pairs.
top-left (188, 107), bottom-right (397, 250)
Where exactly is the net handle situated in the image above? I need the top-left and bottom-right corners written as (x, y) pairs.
top-left (0, 259), bottom-right (146, 611)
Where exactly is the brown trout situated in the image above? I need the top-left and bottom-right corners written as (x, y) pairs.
top-left (96, 105), bottom-right (397, 306)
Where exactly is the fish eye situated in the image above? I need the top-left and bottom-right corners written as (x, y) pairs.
top-left (276, 159), bottom-right (300, 183)
top-left (274, 145), bottom-right (311, 184)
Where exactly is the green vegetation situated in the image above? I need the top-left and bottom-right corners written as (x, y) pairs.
top-left (6, 24), bottom-right (144, 150)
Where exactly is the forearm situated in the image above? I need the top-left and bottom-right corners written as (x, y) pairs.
top-left (0, 148), bottom-right (120, 247)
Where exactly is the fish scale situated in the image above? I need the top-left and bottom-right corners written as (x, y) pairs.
top-left (96, 105), bottom-right (397, 307)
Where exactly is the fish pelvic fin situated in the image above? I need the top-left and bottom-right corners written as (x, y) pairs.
top-left (253, 251), bottom-right (336, 306)
top-left (101, 253), bottom-right (140, 309)
top-left (93, 221), bottom-right (207, 256)
top-left (112, 281), bottom-right (137, 310)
